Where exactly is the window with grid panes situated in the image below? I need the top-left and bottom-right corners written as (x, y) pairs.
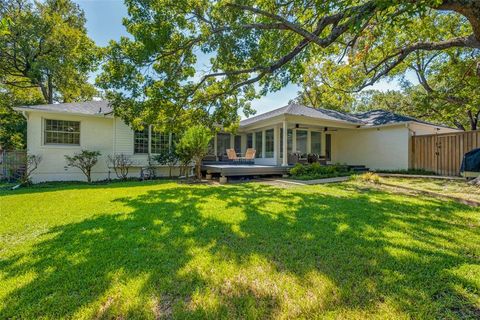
top-left (134, 128), bottom-right (149, 154)
top-left (44, 119), bottom-right (80, 145)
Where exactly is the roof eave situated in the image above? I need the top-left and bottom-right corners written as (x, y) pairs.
top-left (13, 107), bottom-right (114, 118)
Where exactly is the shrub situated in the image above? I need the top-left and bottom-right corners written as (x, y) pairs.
top-left (355, 172), bottom-right (380, 184)
top-left (289, 163), bottom-right (306, 176)
top-left (289, 163), bottom-right (352, 180)
top-left (107, 154), bottom-right (133, 180)
top-left (65, 150), bottom-right (101, 183)
top-left (153, 149), bottom-right (178, 178)
top-left (20, 154), bottom-right (42, 185)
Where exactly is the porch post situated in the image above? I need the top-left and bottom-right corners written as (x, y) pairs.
top-left (282, 120), bottom-right (288, 166)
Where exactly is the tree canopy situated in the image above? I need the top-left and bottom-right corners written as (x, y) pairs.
top-left (0, 0), bottom-right (100, 104)
top-left (98, 0), bottom-right (480, 129)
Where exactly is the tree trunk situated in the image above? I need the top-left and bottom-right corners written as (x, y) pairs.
top-left (47, 75), bottom-right (53, 104)
top-left (465, 109), bottom-right (480, 131)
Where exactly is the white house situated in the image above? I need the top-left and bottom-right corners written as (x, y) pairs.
top-left (14, 101), bottom-right (459, 183)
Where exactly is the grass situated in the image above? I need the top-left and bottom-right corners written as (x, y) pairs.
top-left (0, 180), bottom-right (479, 319)
top-left (381, 177), bottom-right (480, 203)
top-left (375, 169), bottom-right (437, 176)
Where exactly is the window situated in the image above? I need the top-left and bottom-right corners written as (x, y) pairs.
top-left (255, 131), bottom-right (263, 158)
top-left (296, 130), bottom-right (308, 154)
top-left (216, 133), bottom-right (231, 157)
top-left (265, 129), bottom-right (274, 158)
top-left (44, 119), bottom-right (80, 145)
top-left (311, 131), bottom-right (321, 154)
top-left (280, 128), bottom-right (293, 158)
top-left (247, 133), bottom-right (253, 148)
top-left (134, 128), bottom-right (149, 154)
top-left (234, 135), bottom-right (242, 153)
top-left (151, 131), bottom-right (170, 154)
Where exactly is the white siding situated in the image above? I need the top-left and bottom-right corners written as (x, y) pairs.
top-left (26, 112), bottom-right (114, 183)
top-left (331, 126), bottom-right (410, 170)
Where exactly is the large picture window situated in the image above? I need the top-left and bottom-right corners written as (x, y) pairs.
top-left (44, 119), bottom-right (80, 145)
top-left (265, 129), bottom-right (274, 158)
top-left (255, 131), bottom-right (263, 158)
top-left (134, 127), bottom-right (172, 154)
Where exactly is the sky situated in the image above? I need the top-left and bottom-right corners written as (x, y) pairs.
top-left (73, 0), bottom-right (411, 117)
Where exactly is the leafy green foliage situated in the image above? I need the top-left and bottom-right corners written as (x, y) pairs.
top-left (289, 163), bottom-right (351, 180)
top-left (64, 150), bottom-right (101, 183)
top-left (296, 10), bottom-right (479, 130)
top-left (0, 0), bottom-right (100, 104)
top-left (153, 149), bottom-right (179, 178)
top-left (98, 1), bottom-right (479, 129)
top-left (176, 125), bottom-right (213, 179)
top-left (0, 85), bottom-right (44, 150)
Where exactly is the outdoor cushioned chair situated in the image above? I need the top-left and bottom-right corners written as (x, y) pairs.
top-left (244, 148), bottom-right (256, 160)
top-left (226, 149), bottom-right (238, 161)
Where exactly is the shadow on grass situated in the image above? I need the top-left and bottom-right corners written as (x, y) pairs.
top-left (0, 183), bottom-right (479, 318)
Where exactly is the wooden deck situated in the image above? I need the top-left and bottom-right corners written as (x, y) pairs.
top-left (202, 164), bottom-right (290, 177)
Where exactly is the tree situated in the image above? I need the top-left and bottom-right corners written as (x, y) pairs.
top-left (65, 150), bottom-right (101, 183)
top-left (107, 154), bottom-right (133, 180)
top-left (0, 83), bottom-right (44, 150)
top-left (98, 0), bottom-right (480, 128)
top-left (176, 125), bottom-right (212, 180)
top-left (0, 0), bottom-right (99, 104)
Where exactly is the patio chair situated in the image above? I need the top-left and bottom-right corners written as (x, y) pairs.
top-left (244, 148), bottom-right (256, 160)
top-left (226, 149), bottom-right (238, 161)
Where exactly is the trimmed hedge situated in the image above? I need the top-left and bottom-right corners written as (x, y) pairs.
top-left (289, 163), bottom-right (352, 180)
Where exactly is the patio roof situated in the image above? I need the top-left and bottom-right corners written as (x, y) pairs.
top-left (240, 103), bottom-right (365, 127)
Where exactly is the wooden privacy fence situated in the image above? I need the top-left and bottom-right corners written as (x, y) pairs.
top-left (410, 130), bottom-right (480, 176)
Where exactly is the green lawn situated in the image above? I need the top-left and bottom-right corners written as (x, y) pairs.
top-left (0, 181), bottom-right (479, 319)
top-left (380, 177), bottom-right (480, 203)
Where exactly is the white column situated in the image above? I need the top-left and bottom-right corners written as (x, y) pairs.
top-left (292, 129), bottom-right (297, 153)
top-left (214, 133), bottom-right (218, 159)
top-left (262, 130), bottom-right (266, 158)
top-left (307, 129), bottom-right (312, 154)
top-left (282, 121), bottom-right (288, 166)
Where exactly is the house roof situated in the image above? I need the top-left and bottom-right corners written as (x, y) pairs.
top-left (240, 103), bottom-right (454, 129)
top-left (240, 103), bottom-right (365, 127)
top-left (14, 100), bottom-right (113, 116)
top-left (353, 109), bottom-right (454, 128)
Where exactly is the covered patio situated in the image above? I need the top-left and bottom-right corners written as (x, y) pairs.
top-left (203, 103), bottom-right (363, 169)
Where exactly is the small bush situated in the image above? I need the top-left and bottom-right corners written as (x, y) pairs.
top-left (289, 163), bottom-right (352, 180)
top-left (354, 172), bottom-right (380, 184)
top-left (65, 150), bottom-right (101, 183)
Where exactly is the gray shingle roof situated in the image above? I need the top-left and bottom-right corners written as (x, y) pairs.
top-left (240, 103), bottom-right (365, 127)
top-left (354, 109), bottom-right (453, 128)
top-left (240, 103), bottom-right (453, 128)
top-left (15, 100), bottom-right (113, 115)
top-left (353, 110), bottom-right (419, 126)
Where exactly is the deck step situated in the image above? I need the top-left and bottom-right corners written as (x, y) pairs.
top-left (348, 165), bottom-right (370, 173)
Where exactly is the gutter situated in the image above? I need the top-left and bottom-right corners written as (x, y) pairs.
top-left (12, 107), bottom-right (114, 119)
